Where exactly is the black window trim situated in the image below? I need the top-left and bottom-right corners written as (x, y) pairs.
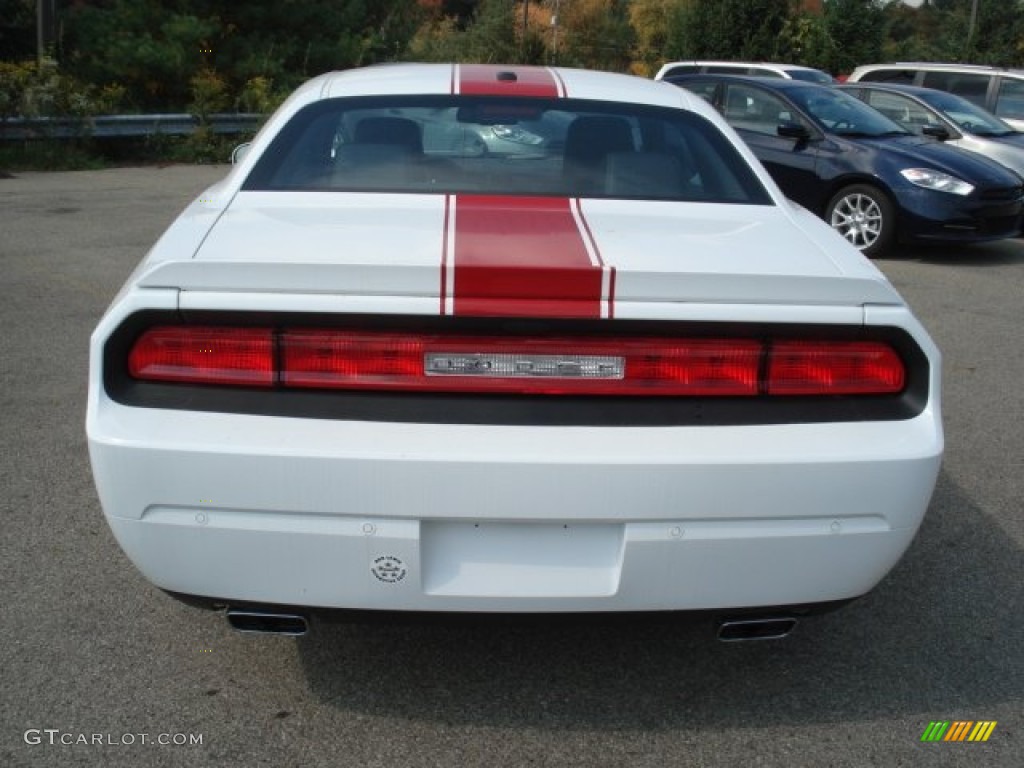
top-left (240, 94), bottom-right (775, 206)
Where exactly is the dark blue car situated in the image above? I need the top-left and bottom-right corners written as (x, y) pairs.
top-left (666, 75), bottom-right (1024, 257)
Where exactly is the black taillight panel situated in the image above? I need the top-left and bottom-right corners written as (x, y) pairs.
top-left (104, 310), bottom-right (930, 427)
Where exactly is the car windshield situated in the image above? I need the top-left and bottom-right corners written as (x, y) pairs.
top-left (915, 89), bottom-right (1016, 136)
top-left (789, 88), bottom-right (911, 137)
top-left (243, 96), bottom-right (773, 205)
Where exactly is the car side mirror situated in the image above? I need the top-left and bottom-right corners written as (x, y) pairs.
top-left (777, 122), bottom-right (810, 140)
top-left (921, 125), bottom-right (951, 141)
top-left (231, 142), bottom-right (252, 164)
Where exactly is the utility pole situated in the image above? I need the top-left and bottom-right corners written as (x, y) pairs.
top-left (551, 0), bottom-right (561, 64)
top-left (966, 0), bottom-right (979, 52)
top-left (522, 0), bottom-right (530, 59)
top-left (36, 0), bottom-right (55, 65)
top-left (36, 0), bottom-right (44, 65)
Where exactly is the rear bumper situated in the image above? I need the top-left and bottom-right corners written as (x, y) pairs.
top-left (89, 403), bottom-right (942, 613)
top-left (164, 591), bottom-right (857, 625)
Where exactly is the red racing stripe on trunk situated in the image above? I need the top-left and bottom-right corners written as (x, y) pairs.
top-left (455, 64), bottom-right (564, 97)
top-left (446, 195), bottom-right (609, 318)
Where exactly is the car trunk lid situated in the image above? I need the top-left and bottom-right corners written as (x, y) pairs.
top-left (137, 192), bottom-right (903, 310)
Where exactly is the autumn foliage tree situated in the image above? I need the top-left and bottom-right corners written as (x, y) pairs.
top-left (60, 0), bottom-right (422, 111)
top-left (4, 0), bottom-right (1024, 115)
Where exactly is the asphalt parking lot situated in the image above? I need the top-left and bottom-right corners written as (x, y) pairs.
top-left (1, 165), bottom-right (1021, 767)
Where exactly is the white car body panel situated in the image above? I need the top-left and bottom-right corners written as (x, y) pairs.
top-left (91, 402), bottom-right (939, 611)
top-left (136, 194), bottom-right (902, 308)
top-left (87, 64), bottom-right (943, 618)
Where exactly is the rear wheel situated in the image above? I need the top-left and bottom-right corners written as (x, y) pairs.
top-left (825, 184), bottom-right (895, 258)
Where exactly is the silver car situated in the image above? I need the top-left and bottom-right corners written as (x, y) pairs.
top-left (846, 62), bottom-right (1024, 130)
top-left (840, 82), bottom-right (1024, 177)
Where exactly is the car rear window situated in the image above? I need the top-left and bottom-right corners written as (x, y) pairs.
top-left (921, 71), bottom-right (991, 107)
top-left (995, 77), bottom-right (1024, 122)
top-left (659, 65), bottom-right (699, 78)
top-left (858, 68), bottom-right (917, 85)
top-left (243, 96), bottom-right (773, 205)
top-left (786, 69), bottom-right (835, 84)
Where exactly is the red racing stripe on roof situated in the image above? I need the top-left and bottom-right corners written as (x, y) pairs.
top-left (443, 195), bottom-right (611, 319)
top-left (454, 64), bottom-right (565, 97)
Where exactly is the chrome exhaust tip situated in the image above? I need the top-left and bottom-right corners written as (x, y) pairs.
top-left (226, 609), bottom-right (308, 636)
top-left (717, 616), bottom-right (798, 642)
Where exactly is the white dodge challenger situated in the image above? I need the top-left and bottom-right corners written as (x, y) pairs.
top-left (87, 64), bottom-right (943, 639)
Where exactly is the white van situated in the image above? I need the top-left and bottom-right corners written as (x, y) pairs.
top-left (655, 61), bottom-right (834, 84)
top-left (847, 63), bottom-right (1024, 130)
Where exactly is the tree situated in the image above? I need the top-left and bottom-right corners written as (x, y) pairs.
top-left (665, 0), bottom-right (796, 62)
top-left (822, 0), bottom-right (885, 76)
top-left (409, 0), bottom-right (543, 65)
top-left (630, 0), bottom-right (688, 76)
top-left (777, 11), bottom-right (834, 72)
top-left (879, 0), bottom-right (1024, 65)
top-left (60, 0), bottom-right (424, 111)
top-left (0, 0), bottom-right (36, 61)
top-left (62, 1), bottom-right (217, 110)
top-left (958, 0), bottom-right (1024, 64)
top-left (554, 0), bottom-right (634, 71)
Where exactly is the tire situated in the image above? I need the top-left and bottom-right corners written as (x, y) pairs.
top-left (824, 184), bottom-right (895, 258)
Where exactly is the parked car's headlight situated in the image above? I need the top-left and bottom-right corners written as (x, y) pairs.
top-left (900, 168), bottom-right (974, 196)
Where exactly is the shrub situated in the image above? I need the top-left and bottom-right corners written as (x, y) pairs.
top-left (0, 59), bottom-right (122, 125)
top-left (188, 68), bottom-right (229, 124)
top-left (236, 76), bottom-right (286, 115)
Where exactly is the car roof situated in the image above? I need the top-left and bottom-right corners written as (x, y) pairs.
top-left (665, 60), bottom-right (822, 71)
top-left (852, 62), bottom-right (1024, 76)
top-left (838, 82), bottom-right (1010, 113)
top-left (260, 63), bottom-right (723, 140)
top-left (309, 63), bottom-right (695, 109)
top-left (667, 73), bottom-right (824, 93)
top-left (838, 82), bottom-right (941, 98)
top-left (655, 61), bottom-right (830, 80)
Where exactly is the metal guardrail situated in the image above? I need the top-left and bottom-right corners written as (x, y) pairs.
top-left (0, 113), bottom-right (263, 140)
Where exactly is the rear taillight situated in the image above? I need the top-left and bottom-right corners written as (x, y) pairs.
top-left (128, 327), bottom-right (274, 387)
top-left (127, 326), bottom-right (906, 397)
top-left (767, 341), bottom-right (904, 395)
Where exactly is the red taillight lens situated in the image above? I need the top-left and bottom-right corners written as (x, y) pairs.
top-left (626, 339), bottom-right (761, 395)
top-left (767, 341), bottom-right (905, 395)
top-left (281, 331), bottom-right (426, 390)
top-left (126, 326), bottom-right (906, 397)
top-left (281, 331), bottom-right (761, 395)
top-left (128, 326), bottom-right (274, 387)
